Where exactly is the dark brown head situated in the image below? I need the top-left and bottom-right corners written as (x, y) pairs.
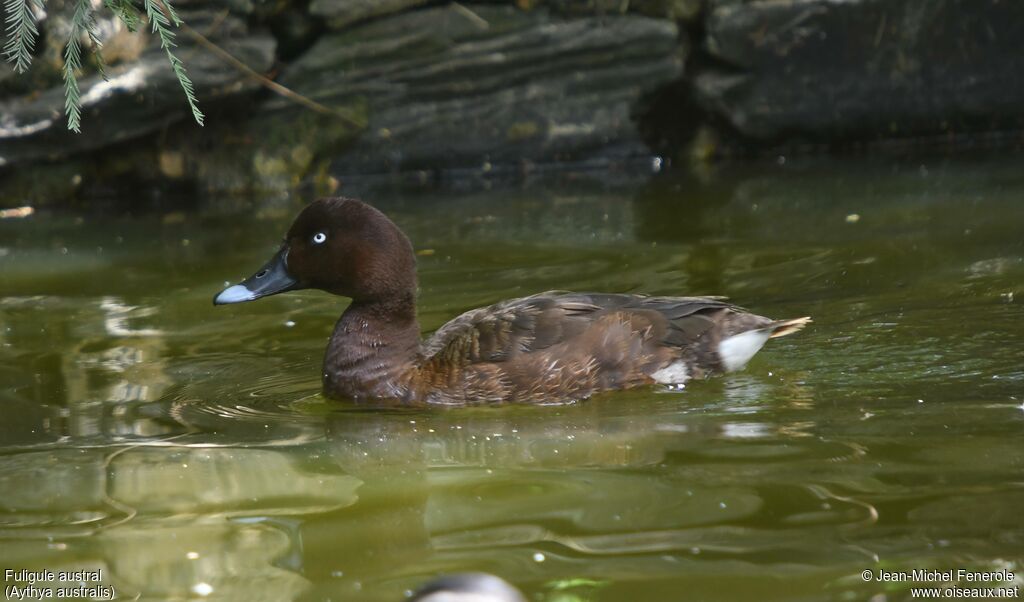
top-left (214, 197), bottom-right (417, 306)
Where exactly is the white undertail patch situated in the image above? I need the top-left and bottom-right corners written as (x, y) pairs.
top-left (652, 361), bottom-right (690, 385)
top-left (718, 330), bottom-right (772, 372)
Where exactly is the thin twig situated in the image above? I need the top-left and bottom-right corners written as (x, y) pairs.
top-left (179, 21), bottom-right (364, 128)
top-left (452, 2), bottom-right (489, 29)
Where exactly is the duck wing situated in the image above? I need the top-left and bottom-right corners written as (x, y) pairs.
top-left (420, 291), bottom-right (735, 366)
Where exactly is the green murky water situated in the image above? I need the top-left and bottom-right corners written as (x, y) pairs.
top-left (1, 157), bottom-right (1023, 601)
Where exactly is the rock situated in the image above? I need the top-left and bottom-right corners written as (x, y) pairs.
top-left (3, 2), bottom-right (684, 194)
top-left (200, 99), bottom-right (367, 192)
top-left (0, 10), bottom-right (275, 167)
top-left (309, 0), bottom-right (431, 31)
top-left (632, 0), bottom-right (703, 22)
top-left (175, 0), bottom-right (256, 15)
top-left (548, 0), bottom-right (703, 22)
top-left (693, 0), bottom-right (1024, 143)
top-left (178, 0), bottom-right (313, 35)
top-left (273, 4), bottom-right (683, 174)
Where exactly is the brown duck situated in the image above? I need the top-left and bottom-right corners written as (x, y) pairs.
top-left (214, 197), bottom-right (810, 405)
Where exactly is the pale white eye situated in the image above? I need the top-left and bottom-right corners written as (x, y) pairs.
top-left (312, 232), bottom-right (327, 244)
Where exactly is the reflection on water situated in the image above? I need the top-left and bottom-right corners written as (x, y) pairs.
top-left (1, 157), bottom-right (1023, 601)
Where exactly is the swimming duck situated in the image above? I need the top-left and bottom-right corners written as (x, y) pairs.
top-left (214, 197), bottom-right (810, 405)
top-left (409, 573), bottom-right (525, 602)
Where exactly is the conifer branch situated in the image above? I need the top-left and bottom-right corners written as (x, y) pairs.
top-left (145, 0), bottom-right (204, 126)
top-left (61, 0), bottom-right (90, 132)
top-left (3, 0), bottom-right (44, 73)
top-left (84, 2), bottom-right (107, 80)
top-left (104, 0), bottom-right (141, 32)
top-left (7, 0), bottom-right (204, 131)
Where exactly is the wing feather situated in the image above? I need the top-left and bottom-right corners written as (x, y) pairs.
top-left (421, 291), bottom-right (733, 367)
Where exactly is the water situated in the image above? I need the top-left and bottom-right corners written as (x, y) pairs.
top-left (1, 156), bottom-right (1022, 601)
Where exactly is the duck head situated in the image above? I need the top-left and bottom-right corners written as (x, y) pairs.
top-left (214, 197), bottom-right (417, 305)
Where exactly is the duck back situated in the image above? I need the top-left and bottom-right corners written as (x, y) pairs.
top-left (404, 291), bottom-right (807, 405)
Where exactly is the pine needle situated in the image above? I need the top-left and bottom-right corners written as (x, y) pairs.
top-left (62, 0), bottom-right (90, 132)
top-left (145, 0), bottom-right (204, 126)
top-left (83, 2), bottom-right (107, 81)
top-left (104, 0), bottom-right (141, 32)
top-left (3, 0), bottom-right (44, 73)
top-left (13, 0), bottom-right (204, 131)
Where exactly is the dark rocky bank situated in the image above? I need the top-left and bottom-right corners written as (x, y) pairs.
top-left (2, 0), bottom-right (1023, 203)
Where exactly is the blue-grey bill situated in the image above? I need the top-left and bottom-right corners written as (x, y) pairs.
top-left (213, 248), bottom-right (300, 305)
top-left (214, 285), bottom-right (256, 304)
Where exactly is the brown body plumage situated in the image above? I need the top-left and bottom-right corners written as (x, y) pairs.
top-left (215, 198), bottom-right (810, 405)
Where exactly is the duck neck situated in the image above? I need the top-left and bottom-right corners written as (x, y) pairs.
top-left (323, 293), bottom-right (422, 401)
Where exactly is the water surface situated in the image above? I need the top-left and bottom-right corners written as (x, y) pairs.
top-left (1, 157), bottom-right (1022, 601)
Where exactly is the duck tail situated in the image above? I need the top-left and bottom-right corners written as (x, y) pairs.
top-left (767, 316), bottom-right (812, 339)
